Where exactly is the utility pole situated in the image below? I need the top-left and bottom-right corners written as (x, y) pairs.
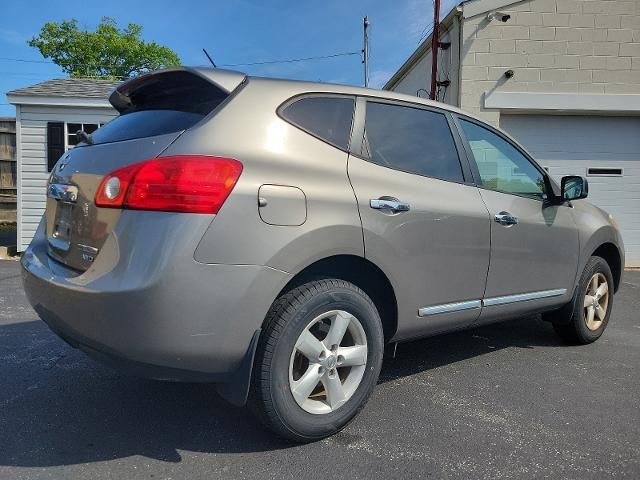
top-left (363, 16), bottom-right (370, 88)
top-left (430, 0), bottom-right (441, 100)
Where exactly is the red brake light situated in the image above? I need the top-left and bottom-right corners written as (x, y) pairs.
top-left (95, 156), bottom-right (243, 214)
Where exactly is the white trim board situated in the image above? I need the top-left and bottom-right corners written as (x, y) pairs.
top-left (484, 92), bottom-right (640, 113)
top-left (7, 95), bottom-right (112, 109)
top-left (15, 105), bottom-right (23, 251)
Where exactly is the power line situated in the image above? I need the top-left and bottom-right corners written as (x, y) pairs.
top-left (0, 56), bottom-right (54, 65)
top-left (0, 51), bottom-right (362, 70)
top-left (0, 56), bottom-right (138, 69)
top-left (0, 71), bottom-right (52, 76)
top-left (217, 51), bottom-right (361, 67)
top-left (418, 22), bottom-right (435, 44)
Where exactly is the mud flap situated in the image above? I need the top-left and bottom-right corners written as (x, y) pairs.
top-left (216, 329), bottom-right (261, 407)
top-left (543, 286), bottom-right (579, 325)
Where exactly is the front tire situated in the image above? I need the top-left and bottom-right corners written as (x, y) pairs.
top-left (545, 256), bottom-right (614, 345)
top-left (249, 279), bottom-right (384, 442)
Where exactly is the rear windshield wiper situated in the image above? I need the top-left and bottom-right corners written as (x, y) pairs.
top-left (75, 129), bottom-right (94, 145)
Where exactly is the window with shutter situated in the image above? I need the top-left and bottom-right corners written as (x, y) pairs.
top-left (47, 122), bottom-right (65, 171)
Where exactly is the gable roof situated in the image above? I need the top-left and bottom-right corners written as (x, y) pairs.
top-left (384, 0), bottom-right (527, 90)
top-left (7, 77), bottom-right (121, 99)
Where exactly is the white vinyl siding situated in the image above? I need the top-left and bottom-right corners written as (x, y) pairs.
top-left (16, 104), bottom-right (116, 251)
top-left (500, 115), bottom-right (640, 267)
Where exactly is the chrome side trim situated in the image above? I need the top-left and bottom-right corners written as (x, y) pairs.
top-left (76, 244), bottom-right (99, 255)
top-left (482, 288), bottom-right (567, 307)
top-left (418, 300), bottom-right (482, 317)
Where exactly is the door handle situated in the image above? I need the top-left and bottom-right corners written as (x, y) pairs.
top-left (370, 198), bottom-right (411, 213)
top-left (494, 211), bottom-right (518, 226)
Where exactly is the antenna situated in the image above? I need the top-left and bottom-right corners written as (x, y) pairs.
top-left (202, 48), bottom-right (217, 68)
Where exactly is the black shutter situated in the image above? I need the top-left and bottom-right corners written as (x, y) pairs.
top-left (47, 122), bottom-right (65, 171)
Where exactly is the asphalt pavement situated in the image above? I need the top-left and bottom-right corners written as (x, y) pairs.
top-left (1, 259), bottom-right (638, 479)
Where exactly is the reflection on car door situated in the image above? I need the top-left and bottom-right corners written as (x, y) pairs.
top-left (347, 99), bottom-right (491, 340)
top-left (456, 117), bottom-right (579, 322)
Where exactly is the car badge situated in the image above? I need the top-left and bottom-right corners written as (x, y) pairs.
top-left (77, 244), bottom-right (99, 263)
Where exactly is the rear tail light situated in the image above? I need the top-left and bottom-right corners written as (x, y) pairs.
top-left (95, 155), bottom-right (243, 214)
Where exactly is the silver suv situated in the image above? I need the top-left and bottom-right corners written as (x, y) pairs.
top-left (22, 67), bottom-right (624, 442)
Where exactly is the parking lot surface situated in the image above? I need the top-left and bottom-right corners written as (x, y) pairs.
top-left (1, 260), bottom-right (639, 479)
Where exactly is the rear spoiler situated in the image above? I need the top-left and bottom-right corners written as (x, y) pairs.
top-left (108, 67), bottom-right (247, 114)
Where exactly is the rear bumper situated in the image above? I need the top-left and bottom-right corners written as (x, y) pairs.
top-left (21, 214), bottom-right (290, 382)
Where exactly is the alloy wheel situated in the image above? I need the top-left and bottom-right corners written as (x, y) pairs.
top-left (288, 310), bottom-right (368, 414)
top-left (583, 272), bottom-right (609, 331)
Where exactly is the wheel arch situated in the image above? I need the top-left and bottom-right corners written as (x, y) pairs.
top-left (592, 242), bottom-right (622, 292)
top-left (274, 255), bottom-right (399, 342)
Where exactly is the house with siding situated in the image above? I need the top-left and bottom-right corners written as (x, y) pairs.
top-left (385, 0), bottom-right (640, 266)
top-left (7, 78), bottom-right (118, 251)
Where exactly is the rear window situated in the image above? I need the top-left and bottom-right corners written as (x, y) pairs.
top-left (89, 110), bottom-right (205, 145)
top-left (88, 70), bottom-right (228, 146)
top-left (280, 96), bottom-right (354, 150)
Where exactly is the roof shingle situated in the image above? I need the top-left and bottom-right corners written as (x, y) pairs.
top-left (7, 77), bottom-right (121, 98)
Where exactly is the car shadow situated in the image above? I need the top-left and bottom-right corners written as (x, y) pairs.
top-left (0, 315), bottom-right (564, 467)
top-left (378, 315), bottom-right (565, 384)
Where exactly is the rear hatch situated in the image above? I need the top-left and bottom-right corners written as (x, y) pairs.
top-left (45, 68), bottom-right (246, 272)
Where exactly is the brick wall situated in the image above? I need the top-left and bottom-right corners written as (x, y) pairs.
top-left (460, 0), bottom-right (640, 125)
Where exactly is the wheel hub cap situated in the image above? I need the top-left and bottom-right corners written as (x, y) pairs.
top-left (325, 355), bottom-right (337, 369)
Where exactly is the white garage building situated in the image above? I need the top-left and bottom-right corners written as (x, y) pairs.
top-left (7, 78), bottom-right (118, 251)
top-left (385, 0), bottom-right (640, 266)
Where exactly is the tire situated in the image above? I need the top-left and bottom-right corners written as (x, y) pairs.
top-left (249, 278), bottom-right (384, 443)
top-left (545, 256), bottom-right (614, 345)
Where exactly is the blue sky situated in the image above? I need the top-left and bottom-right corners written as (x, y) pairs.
top-left (0, 0), bottom-right (457, 117)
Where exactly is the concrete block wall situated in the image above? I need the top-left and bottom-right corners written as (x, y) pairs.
top-left (460, 0), bottom-right (640, 125)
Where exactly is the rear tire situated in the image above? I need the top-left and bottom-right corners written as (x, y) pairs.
top-left (249, 279), bottom-right (384, 443)
top-left (545, 256), bottom-right (614, 345)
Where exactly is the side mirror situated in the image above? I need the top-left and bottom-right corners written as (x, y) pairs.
top-left (561, 175), bottom-right (588, 201)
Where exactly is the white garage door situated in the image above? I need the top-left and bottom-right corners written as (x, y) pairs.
top-left (500, 115), bottom-right (640, 267)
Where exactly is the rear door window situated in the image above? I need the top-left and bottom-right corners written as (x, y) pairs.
top-left (280, 96), bottom-right (354, 150)
top-left (362, 101), bottom-right (464, 183)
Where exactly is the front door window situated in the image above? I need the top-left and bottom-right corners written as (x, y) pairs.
top-left (459, 119), bottom-right (546, 200)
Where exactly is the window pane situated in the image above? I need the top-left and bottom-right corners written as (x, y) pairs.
top-left (281, 96), bottom-right (354, 150)
top-left (67, 123), bottom-right (82, 136)
top-left (67, 123), bottom-right (80, 148)
top-left (83, 123), bottom-right (99, 134)
top-left (459, 119), bottom-right (545, 198)
top-left (363, 102), bottom-right (463, 182)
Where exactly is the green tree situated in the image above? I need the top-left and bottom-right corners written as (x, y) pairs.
top-left (28, 17), bottom-right (181, 79)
